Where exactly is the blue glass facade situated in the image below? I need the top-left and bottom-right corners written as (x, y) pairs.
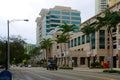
top-left (62, 11), bottom-right (70, 15)
top-left (62, 16), bottom-right (70, 19)
top-left (50, 10), bottom-right (60, 14)
top-left (71, 12), bottom-right (80, 16)
top-left (45, 9), bottom-right (81, 34)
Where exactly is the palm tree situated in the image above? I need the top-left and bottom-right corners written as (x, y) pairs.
top-left (95, 9), bottom-right (120, 70)
top-left (81, 22), bottom-right (96, 67)
top-left (57, 22), bottom-right (78, 54)
top-left (57, 22), bottom-right (77, 34)
top-left (55, 34), bottom-right (70, 56)
top-left (40, 38), bottom-right (53, 62)
top-left (57, 22), bottom-right (78, 66)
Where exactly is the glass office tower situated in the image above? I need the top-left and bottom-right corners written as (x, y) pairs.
top-left (36, 6), bottom-right (81, 44)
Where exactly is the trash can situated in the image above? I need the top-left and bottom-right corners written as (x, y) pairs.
top-left (103, 62), bottom-right (109, 68)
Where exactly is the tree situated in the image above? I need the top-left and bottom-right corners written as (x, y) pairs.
top-left (95, 9), bottom-right (120, 70)
top-left (81, 22), bottom-right (96, 67)
top-left (10, 36), bottom-right (26, 63)
top-left (40, 38), bottom-right (53, 62)
top-left (81, 22), bottom-right (96, 51)
top-left (57, 22), bottom-right (77, 34)
top-left (55, 34), bottom-right (70, 56)
top-left (57, 22), bottom-right (78, 49)
top-left (13, 54), bottom-right (30, 64)
top-left (0, 35), bottom-right (27, 65)
top-left (29, 47), bottom-right (41, 56)
top-left (57, 22), bottom-right (78, 66)
top-left (0, 40), bottom-right (6, 66)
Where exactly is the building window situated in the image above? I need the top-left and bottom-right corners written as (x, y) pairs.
top-left (112, 28), bottom-right (116, 33)
top-left (78, 49), bottom-right (80, 51)
top-left (71, 17), bottom-right (80, 20)
top-left (50, 15), bottom-right (60, 19)
top-left (86, 35), bottom-right (90, 43)
top-left (80, 57), bottom-right (85, 65)
top-left (62, 16), bottom-right (70, 20)
top-left (50, 10), bottom-right (60, 14)
top-left (74, 38), bottom-right (77, 46)
top-left (78, 37), bottom-right (80, 45)
top-left (62, 11), bottom-right (70, 15)
top-left (81, 48), bottom-right (83, 51)
top-left (57, 46), bottom-right (59, 49)
top-left (112, 37), bottom-right (116, 41)
top-left (62, 20), bottom-right (70, 24)
top-left (71, 12), bottom-right (80, 16)
top-left (50, 20), bottom-right (60, 23)
top-left (71, 39), bottom-right (73, 47)
top-left (92, 32), bottom-right (96, 49)
top-left (50, 24), bottom-right (60, 27)
top-left (82, 35), bottom-right (85, 44)
top-left (68, 41), bottom-right (70, 48)
top-left (99, 30), bottom-right (105, 49)
top-left (57, 35), bottom-right (59, 38)
top-left (71, 21), bottom-right (80, 25)
top-left (113, 45), bottom-right (116, 49)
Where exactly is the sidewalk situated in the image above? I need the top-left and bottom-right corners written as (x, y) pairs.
top-left (73, 67), bottom-right (120, 72)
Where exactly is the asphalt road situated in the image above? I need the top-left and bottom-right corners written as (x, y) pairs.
top-left (7, 67), bottom-right (120, 80)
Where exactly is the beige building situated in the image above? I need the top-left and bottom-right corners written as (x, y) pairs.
top-left (95, 0), bottom-right (120, 14)
top-left (50, 1), bottom-right (120, 68)
top-left (67, 1), bottom-right (120, 68)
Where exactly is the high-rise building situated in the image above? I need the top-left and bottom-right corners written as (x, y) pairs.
top-left (109, 0), bottom-right (120, 6)
top-left (95, 0), bottom-right (109, 14)
top-left (95, 0), bottom-right (120, 14)
top-left (36, 6), bottom-right (81, 46)
top-left (24, 43), bottom-right (36, 54)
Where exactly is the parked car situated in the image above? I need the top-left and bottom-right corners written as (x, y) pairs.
top-left (46, 59), bottom-right (57, 70)
top-left (0, 65), bottom-right (4, 69)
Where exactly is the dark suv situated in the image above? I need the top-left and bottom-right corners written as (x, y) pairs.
top-left (46, 59), bottom-right (57, 70)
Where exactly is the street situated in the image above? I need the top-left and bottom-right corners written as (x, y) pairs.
top-left (7, 67), bottom-right (120, 80)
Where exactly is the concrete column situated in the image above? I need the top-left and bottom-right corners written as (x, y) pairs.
top-left (85, 57), bottom-right (88, 67)
top-left (119, 50), bottom-right (120, 68)
top-left (69, 57), bottom-right (72, 67)
top-left (60, 58), bottom-right (62, 66)
top-left (118, 39), bottom-right (120, 68)
top-left (77, 57), bottom-right (80, 67)
top-left (66, 57), bottom-right (69, 66)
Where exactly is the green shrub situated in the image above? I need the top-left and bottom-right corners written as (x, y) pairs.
top-left (59, 66), bottom-right (73, 70)
top-left (103, 69), bottom-right (118, 73)
top-left (117, 71), bottom-right (120, 74)
top-left (91, 62), bottom-right (103, 68)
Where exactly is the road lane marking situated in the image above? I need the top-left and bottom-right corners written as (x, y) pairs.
top-left (55, 70), bottom-right (116, 80)
top-left (25, 70), bottom-right (52, 80)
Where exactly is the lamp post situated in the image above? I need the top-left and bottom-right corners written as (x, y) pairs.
top-left (6, 19), bottom-right (28, 70)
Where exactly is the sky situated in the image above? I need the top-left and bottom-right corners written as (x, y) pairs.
top-left (0, 0), bottom-right (95, 44)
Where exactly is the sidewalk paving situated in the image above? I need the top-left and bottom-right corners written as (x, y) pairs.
top-left (73, 67), bottom-right (120, 72)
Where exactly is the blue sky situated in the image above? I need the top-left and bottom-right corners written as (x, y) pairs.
top-left (0, 0), bottom-right (95, 44)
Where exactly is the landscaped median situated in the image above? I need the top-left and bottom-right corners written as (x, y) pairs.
top-left (103, 69), bottom-right (120, 74)
top-left (59, 66), bottom-right (73, 70)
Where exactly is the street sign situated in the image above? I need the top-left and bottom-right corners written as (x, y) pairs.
top-left (118, 45), bottom-right (120, 50)
top-left (106, 57), bottom-right (111, 61)
top-left (0, 70), bottom-right (12, 80)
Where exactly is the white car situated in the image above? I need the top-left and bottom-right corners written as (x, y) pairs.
top-left (28, 64), bottom-right (31, 68)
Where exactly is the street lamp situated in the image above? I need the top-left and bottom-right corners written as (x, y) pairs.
top-left (6, 19), bottom-right (28, 70)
